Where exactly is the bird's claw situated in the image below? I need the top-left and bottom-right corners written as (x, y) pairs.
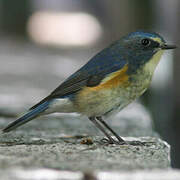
top-left (100, 138), bottom-right (145, 146)
top-left (101, 137), bottom-right (127, 145)
top-left (127, 140), bottom-right (145, 146)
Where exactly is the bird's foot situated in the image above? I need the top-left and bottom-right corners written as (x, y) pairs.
top-left (100, 138), bottom-right (145, 146)
top-left (127, 140), bottom-right (145, 146)
top-left (100, 137), bottom-right (127, 145)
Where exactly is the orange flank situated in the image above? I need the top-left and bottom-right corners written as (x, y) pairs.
top-left (97, 64), bottom-right (129, 89)
top-left (79, 64), bottom-right (130, 97)
top-left (91, 64), bottom-right (129, 90)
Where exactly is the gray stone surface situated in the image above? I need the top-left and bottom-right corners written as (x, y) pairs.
top-left (0, 136), bottom-right (170, 171)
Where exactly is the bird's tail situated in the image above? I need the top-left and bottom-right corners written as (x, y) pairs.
top-left (2, 101), bottom-right (50, 133)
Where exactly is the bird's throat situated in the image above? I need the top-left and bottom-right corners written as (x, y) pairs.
top-left (143, 50), bottom-right (164, 75)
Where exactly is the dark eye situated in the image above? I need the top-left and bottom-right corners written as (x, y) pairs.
top-left (141, 38), bottom-right (151, 46)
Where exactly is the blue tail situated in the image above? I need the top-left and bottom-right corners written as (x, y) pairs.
top-left (2, 101), bottom-right (50, 133)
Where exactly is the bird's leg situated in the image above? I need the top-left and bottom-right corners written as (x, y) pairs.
top-left (96, 116), bottom-right (127, 145)
top-left (89, 117), bottom-right (119, 144)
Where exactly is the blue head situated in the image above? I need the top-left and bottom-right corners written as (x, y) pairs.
top-left (112, 31), bottom-right (176, 74)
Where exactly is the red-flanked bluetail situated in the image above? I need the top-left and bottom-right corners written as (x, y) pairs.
top-left (2, 31), bottom-right (176, 145)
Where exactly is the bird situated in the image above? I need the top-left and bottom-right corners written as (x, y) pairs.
top-left (2, 31), bottom-right (176, 145)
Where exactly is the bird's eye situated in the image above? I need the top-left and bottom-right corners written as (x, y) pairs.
top-left (141, 38), bottom-right (151, 46)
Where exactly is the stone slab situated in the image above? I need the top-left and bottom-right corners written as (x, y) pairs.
top-left (0, 136), bottom-right (170, 171)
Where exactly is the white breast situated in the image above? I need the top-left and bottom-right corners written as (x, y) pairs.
top-left (144, 50), bottom-right (164, 75)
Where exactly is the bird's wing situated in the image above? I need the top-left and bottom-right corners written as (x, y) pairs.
top-left (30, 46), bottom-right (127, 110)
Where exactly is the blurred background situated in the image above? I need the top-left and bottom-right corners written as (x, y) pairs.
top-left (0, 0), bottom-right (179, 168)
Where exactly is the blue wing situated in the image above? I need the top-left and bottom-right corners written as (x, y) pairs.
top-left (30, 43), bottom-right (127, 109)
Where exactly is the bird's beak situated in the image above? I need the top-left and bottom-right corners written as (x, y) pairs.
top-left (160, 44), bottom-right (177, 50)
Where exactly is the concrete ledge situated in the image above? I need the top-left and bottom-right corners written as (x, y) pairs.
top-left (0, 136), bottom-right (170, 171)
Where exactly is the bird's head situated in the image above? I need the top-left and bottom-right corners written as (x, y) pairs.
top-left (117, 31), bottom-right (176, 74)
